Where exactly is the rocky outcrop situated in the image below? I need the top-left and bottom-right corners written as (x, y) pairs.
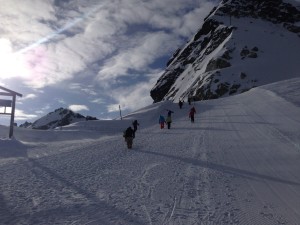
top-left (19, 121), bottom-right (33, 128)
top-left (150, 0), bottom-right (300, 103)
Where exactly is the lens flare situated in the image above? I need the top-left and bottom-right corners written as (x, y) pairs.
top-left (0, 4), bottom-right (102, 82)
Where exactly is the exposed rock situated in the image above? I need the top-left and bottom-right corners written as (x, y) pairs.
top-left (19, 121), bottom-right (32, 128)
top-left (240, 47), bottom-right (250, 57)
top-left (240, 72), bottom-right (247, 79)
top-left (206, 58), bottom-right (231, 72)
top-left (150, 0), bottom-right (300, 103)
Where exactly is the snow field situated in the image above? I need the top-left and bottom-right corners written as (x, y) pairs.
top-left (0, 78), bottom-right (300, 224)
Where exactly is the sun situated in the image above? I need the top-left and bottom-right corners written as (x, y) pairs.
top-left (0, 38), bottom-right (30, 80)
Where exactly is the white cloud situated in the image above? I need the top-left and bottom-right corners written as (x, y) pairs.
top-left (68, 104), bottom-right (89, 112)
top-left (177, 2), bottom-right (217, 36)
top-left (0, 1), bottom-right (55, 49)
top-left (96, 32), bottom-right (180, 86)
top-left (0, 0), bottom-right (216, 89)
top-left (107, 104), bottom-right (121, 113)
top-left (15, 109), bottom-right (38, 121)
top-left (91, 98), bottom-right (105, 104)
top-left (69, 83), bottom-right (98, 96)
top-left (0, 0), bottom-right (218, 119)
top-left (107, 70), bottom-right (163, 112)
top-left (21, 94), bottom-right (37, 100)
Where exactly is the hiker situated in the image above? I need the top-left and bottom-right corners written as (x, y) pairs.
top-left (166, 115), bottom-right (172, 129)
top-left (123, 126), bottom-right (135, 149)
top-left (188, 98), bottom-right (191, 105)
top-left (132, 120), bottom-right (139, 137)
top-left (159, 115), bottom-right (166, 129)
top-left (189, 106), bottom-right (196, 123)
top-left (166, 109), bottom-right (174, 117)
top-left (178, 100), bottom-right (183, 109)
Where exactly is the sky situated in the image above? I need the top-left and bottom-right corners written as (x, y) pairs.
top-left (0, 0), bottom-right (218, 125)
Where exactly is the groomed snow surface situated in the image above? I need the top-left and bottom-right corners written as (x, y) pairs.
top-left (0, 78), bottom-right (300, 225)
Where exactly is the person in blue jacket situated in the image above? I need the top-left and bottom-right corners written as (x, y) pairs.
top-left (159, 115), bottom-right (166, 129)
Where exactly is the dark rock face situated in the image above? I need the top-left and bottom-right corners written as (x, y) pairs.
top-left (240, 46), bottom-right (259, 59)
top-left (150, 19), bottom-right (235, 102)
top-left (205, 58), bottom-right (231, 72)
top-left (150, 0), bottom-right (300, 103)
top-left (219, 0), bottom-right (300, 28)
top-left (19, 121), bottom-right (32, 128)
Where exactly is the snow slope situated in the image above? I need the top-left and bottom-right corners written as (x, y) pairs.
top-left (0, 78), bottom-right (300, 225)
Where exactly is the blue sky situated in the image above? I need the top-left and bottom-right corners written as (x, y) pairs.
top-left (0, 0), bottom-right (219, 125)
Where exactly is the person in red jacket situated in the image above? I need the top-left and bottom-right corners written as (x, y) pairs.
top-left (189, 106), bottom-right (196, 123)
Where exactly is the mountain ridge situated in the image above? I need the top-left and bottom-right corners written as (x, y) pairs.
top-left (20, 107), bottom-right (98, 130)
top-left (150, 0), bottom-right (300, 103)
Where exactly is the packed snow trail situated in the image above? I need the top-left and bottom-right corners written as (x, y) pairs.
top-left (0, 79), bottom-right (300, 225)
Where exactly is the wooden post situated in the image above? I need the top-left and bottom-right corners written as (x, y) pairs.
top-left (9, 94), bottom-right (16, 138)
top-left (0, 86), bottom-right (22, 138)
top-left (119, 105), bottom-right (122, 120)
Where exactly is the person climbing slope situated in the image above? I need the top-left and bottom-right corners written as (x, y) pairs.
top-left (178, 100), bottom-right (183, 109)
top-left (123, 126), bottom-right (135, 149)
top-left (189, 106), bottom-right (196, 123)
top-left (166, 115), bottom-right (172, 129)
top-left (132, 120), bottom-right (139, 137)
top-left (166, 109), bottom-right (174, 117)
top-left (159, 115), bottom-right (166, 129)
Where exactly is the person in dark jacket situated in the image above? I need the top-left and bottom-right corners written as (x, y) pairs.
top-left (166, 115), bottom-right (172, 129)
top-left (166, 109), bottom-right (174, 117)
top-left (178, 100), bottom-right (183, 109)
top-left (132, 120), bottom-right (139, 137)
top-left (123, 126), bottom-right (135, 149)
top-left (189, 106), bottom-right (196, 123)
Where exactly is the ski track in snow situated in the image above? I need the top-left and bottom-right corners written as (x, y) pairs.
top-left (0, 79), bottom-right (300, 225)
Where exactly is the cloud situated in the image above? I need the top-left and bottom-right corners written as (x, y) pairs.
top-left (15, 109), bottom-right (38, 121)
top-left (0, 0), bottom-right (217, 122)
top-left (0, 0), bottom-right (216, 89)
top-left (21, 94), bottom-right (37, 100)
top-left (106, 70), bottom-right (163, 112)
top-left (69, 83), bottom-right (98, 96)
top-left (68, 104), bottom-right (89, 112)
top-left (177, 2), bottom-right (217, 36)
top-left (96, 31), bottom-right (181, 87)
top-left (0, 0), bottom-right (55, 48)
top-left (91, 98), bottom-right (105, 104)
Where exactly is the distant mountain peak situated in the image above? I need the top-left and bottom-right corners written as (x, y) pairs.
top-left (151, 0), bottom-right (300, 103)
top-left (20, 108), bottom-right (98, 130)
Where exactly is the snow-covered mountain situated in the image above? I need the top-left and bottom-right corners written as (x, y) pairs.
top-left (0, 78), bottom-right (300, 224)
top-left (151, 0), bottom-right (300, 103)
top-left (24, 108), bottom-right (98, 130)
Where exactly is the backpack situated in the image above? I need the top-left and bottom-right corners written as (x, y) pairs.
top-left (124, 127), bottom-right (134, 138)
top-left (166, 116), bottom-right (172, 123)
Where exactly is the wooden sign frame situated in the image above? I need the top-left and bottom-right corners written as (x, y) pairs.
top-left (0, 86), bottom-right (22, 138)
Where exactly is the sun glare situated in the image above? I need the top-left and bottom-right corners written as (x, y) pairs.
top-left (0, 38), bottom-right (31, 80)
